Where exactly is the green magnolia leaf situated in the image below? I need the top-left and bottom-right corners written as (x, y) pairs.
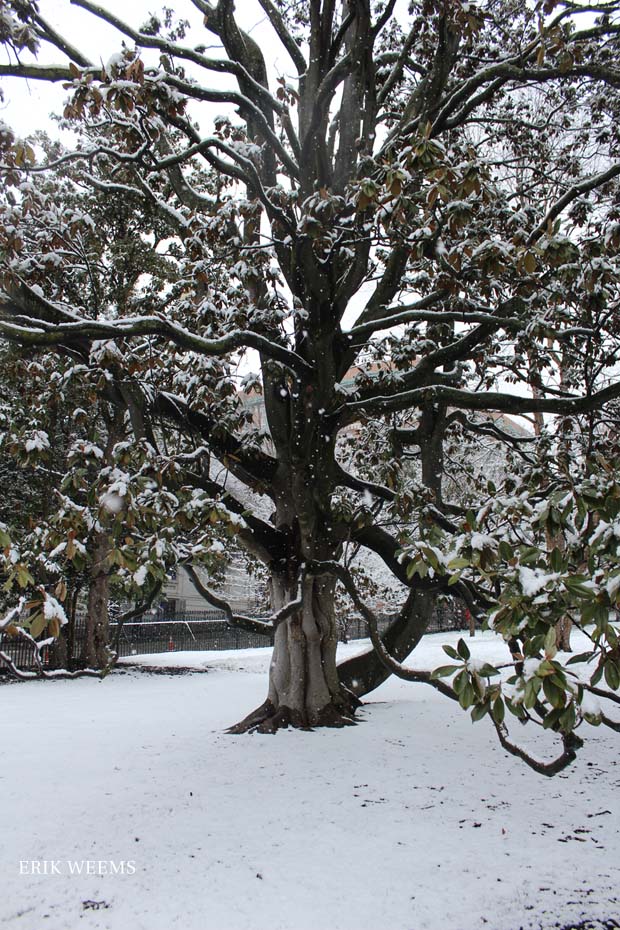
top-left (498, 541), bottom-right (513, 561)
top-left (471, 702), bottom-right (489, 722)
top-left (457, 638), bottom-right (471, 660)
top-left (544, 626), bottom-right (557, 657)
top-left (459, 681), bottom-right (475, 709)
top-left (550, 547), bottom-right (564, 572)
top-left (431, 665), bottom-right (458, 679)
top-left (564, 576), bottom-right (595, 599)
top-left (505, 698), bottom-right (526, 719)
top-left (422, 546), bottom-right (440, 570)
top-left (16, 565), bottom-right (34, 588)
top-left (542, 707), bottom-right (563, 729)
top-left (443, 645), bottom-right (459, 660)
top-left (524, 678), bottom-right (540, 709)
top-left (453, 668), bottom-right (468, 694)
top-left (566, 651), bottom-right (596, 665)
top-left (543, 677), bottom-right (566, 709)
top-left (472, 672), bottom-right (486, 701)
top-left (560, 702), bottom-right (576, 733)
top-left (492, 696), bottom-right (505, 724)
top-left (604, 660), bottom-right (620, 691)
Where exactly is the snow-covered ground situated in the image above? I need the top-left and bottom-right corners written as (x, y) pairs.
top-left (1, 630), bottom-right (619, 930)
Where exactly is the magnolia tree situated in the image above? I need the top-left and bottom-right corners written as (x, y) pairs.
top-left (1, 0), bottom-right (620, 771)
top-left (0, 137), bottom-right (257, 668)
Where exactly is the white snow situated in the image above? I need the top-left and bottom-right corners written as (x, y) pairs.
top-left (580, 691), bottom-right (602, 720)
top-left (522, 656), bottom-right (542, 681)
top-left (41, 595), bottom-right (67, 624)
top-left (133, 566), bottom-right (148, 588)
top-left (1, 629), bottom-right (619, 930)
top-left (519, 566), bottom-right (560, 597)
top-left (470, 532), bottom-right (497, 551)
top-left (100, 492), bottom-right (124, 514)
top-left (24, 430), bottom-right (50, 453)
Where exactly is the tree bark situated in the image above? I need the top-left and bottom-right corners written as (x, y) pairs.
top-left (230, 572), bottom-right (359, 732)
top-left (48, 627), bottom-right (68, 669)
top-left (81, 532), bottom-right (111, 668)
top-left (555, 614), bottom-right (572, 653)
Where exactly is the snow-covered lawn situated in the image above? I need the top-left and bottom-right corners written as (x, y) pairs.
top-left (1, 630), bottom-right (619, 930)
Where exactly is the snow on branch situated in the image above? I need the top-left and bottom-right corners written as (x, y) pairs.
top-left (0, 309), bottom-right (312, 376)
top-left (162, 73), bottom-right (299, 178)
top-left (31, 10), bottom-right (93, 68)
top-left (489, 717), bottom-right (580, 778)
top-left (0, 63), bottom-right (79, 83)
top-left (344, 381), bottom-right (620, 419)
top-left (151, 135), bottom-right (295, 230)
top-left (70, 0), bottom-right (288, 119)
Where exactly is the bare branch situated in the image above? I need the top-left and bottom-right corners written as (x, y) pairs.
top-left (184, 563), bottom-right (302, 635)
top-left (32, 12), bottom-right (93, 67)
top-left (527, 161), bottom-right (620, 245)
top-left (70, 0), bottom-right (285, 118)
top-left (256, 0), bottom-right (307, 75)
top-left (347, 296), bottom-right (519, 342)
top-left (490, 717), bottom-right (580, 778)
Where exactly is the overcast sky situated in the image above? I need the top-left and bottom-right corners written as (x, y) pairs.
top-left (0, 0), bottom-right (287, 137)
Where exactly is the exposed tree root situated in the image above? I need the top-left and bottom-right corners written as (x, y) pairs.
top-left (227, 696), bottom-right (359, 734)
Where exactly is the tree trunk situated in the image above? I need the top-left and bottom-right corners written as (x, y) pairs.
top-left (48, 627), bottom-right (68, 669)
top-left (230, 573), bottom-right (359, 732)
top-left (555, 614), bottom-right (572, 652)
top-left (81, 532), bottom-right (111, 668)
top-left (530, 348), bottom-right (572, 653)
top-left (48, 580), bottom-right (80, 670)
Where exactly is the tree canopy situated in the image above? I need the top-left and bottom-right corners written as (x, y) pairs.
top-left (1, 0), bottom-right (620, 770)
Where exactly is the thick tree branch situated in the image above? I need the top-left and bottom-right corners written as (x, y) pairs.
top-left (70, 0), bottom-right (286, 118)
top-left (256, 0), bottom-right (307, 75)
top-left (32, 12), bottom-right (93, 67)
top-left (0, 300), bottom-right (311, 376)
top-left (344, 380), bottom-right (620, 418)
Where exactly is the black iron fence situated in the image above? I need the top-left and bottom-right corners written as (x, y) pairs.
top-left (0, 600), bottom-right (468, 671)
top-left (113, 616), bottom-right (274, 656)
top-left (339, 601), bottom-right (466, 642)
